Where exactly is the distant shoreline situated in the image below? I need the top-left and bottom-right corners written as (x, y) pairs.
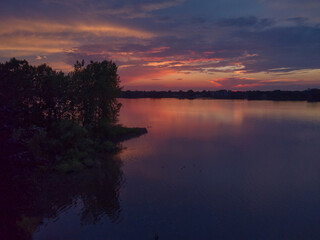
top-left (120, 89), bottom-right (320, 102)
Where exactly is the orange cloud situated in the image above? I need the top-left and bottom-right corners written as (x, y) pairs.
top-left (0, 35), bottom-right (76, 54)
top-left (120, 66), bottom-right (177, 83)
top-left (209, 80), bottom-right (223, 87)
top-left (234, 83), bottom-right (262, 88)
top-left (146, 46), bottom-right (171, 54)
top-left (0, 19), bottom-right (156, 39)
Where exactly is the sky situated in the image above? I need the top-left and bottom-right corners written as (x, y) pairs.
top-left (1, 0), bottom-right (320, 90)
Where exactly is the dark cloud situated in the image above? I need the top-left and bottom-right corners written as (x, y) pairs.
top-left (286, 17), bottom-right (309, 24)
top-left (216, 16), bottom-right (275, 29)
top-left (217, 16), bottom-right (259, 27)
top-left (189, 17), bottom-right (207, 25)
top-left (237, 25), bottom-right (320, 72)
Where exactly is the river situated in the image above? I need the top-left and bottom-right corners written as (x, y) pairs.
top-left (31, 99), bottom-right (320, 239)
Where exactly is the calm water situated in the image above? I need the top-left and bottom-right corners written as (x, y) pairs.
top-left (6, 99), bottom-right (320, 239)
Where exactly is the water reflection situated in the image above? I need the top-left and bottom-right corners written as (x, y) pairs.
top-left (0, 154), bottom-right (123, 240)
top-left (3, 99), bottom-right (320, 240)
top-left (121, 98), bottom-right (320, 122)
top-left (118, 99), bottom-right (320, 240)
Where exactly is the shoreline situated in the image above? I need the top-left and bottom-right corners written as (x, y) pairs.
top-left (120, 89), bottom-right (320, 102)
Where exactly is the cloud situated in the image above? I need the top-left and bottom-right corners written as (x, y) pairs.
top-left (217, 16), bottom-right (275, 29)
top-left (262, 0), bottom-right (320, 9)
top-left (286, 17), bottom-right (309, 24)
top-left (209, 77), bottom-right (320, 90)
top-left (62, 19), bottom-right (320, 85)
top-left (1, 0), bottom-right (320, 90)
top-left (36, 55), bottom-right (47, 60)
top-left (0, 17), bottom-right (155, 59)
top-left (0, 19), bottom-right (155, 39)
top-left (210, 77), bottom-right (262, 89)
top-left (236, 25), bottom-right (320, 73)
top-left (41, 0), bottom-right (186, 19)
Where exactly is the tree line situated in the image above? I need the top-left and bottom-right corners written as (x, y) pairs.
top-left (0, 58), bottom-right (121, 129)
top-left (121, 89), bottom-right (320, 101)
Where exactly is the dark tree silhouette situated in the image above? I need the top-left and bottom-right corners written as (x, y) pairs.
top-left (0, 58), bottom-right (146, 169)
top-left (71, 60), bottom-right (122, 126)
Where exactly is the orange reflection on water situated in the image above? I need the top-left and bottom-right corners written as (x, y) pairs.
top-left (119, 98), bottom-right (320, 141)
top-left (118, 98), bottom-right (320, 181)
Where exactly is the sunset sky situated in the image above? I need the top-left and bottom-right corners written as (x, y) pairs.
top-left (1, 0), bottom-right (320, 90)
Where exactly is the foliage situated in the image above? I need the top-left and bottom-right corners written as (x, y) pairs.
top-left (0, 58), bottom-right (121, 128)
top-left (71, 60), bottom-right (122, 126)
top-left (0, 59), bottom-right (68, 128)
top-left (0, 58), bottom-right (146, 171)
top-left (26, 120), bottom-right (119, 172)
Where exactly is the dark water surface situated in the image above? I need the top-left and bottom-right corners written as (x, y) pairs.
top-left (6, 99), bottom-right (320, 239)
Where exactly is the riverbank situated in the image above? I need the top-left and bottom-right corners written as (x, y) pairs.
top-left (2, 121), bottom-right (147, 173)
top-left (121, 89), bottom-right (320, 101)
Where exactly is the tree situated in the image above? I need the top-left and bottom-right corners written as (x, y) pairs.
top-left (0, 59), bottom-right (122, 129)
top-left (33, 64), bottom-right (68, 123)
top-left (0, 58), bottom-right (35, 128)
top-left (70, 60), bottom-right (122, 126)
top-left (0, 58), bottom-right (147, 168)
